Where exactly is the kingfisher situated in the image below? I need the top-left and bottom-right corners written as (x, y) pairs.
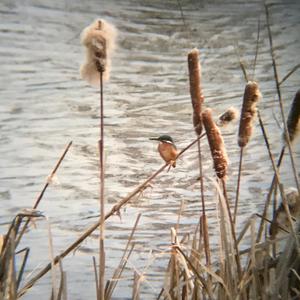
top-left (150, 135), bottom-right (178, 168)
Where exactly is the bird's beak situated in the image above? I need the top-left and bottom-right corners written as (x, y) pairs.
top-left (149, 137), bottom-right (159, 141)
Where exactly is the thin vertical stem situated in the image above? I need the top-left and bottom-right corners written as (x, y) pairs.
top-left (221, 179), bottom-right (242, 281)
top-left (16, 248), bottom-right (30, 290)
top-left (93, 256), bottom-right (99, 300)
top-left (252, 17), bottom-right (261, 80)
top-left (233, 147), bottom-right (244, 225)
top-left (197, 138), bottom-right (211, 266)
top-left (256, 146), bottom-right (284, 243)
top-left (265, 4), bottom-right (300, 195)
top-left (257, 111), bottom-right (300, 246)
top-left (99, 70), bottom-right (105, 300)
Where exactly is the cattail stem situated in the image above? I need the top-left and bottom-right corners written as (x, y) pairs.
top-left (220, 179), bottom-right (242, 281)
top-left (197, 139), bottom-right (211, 267)
top-left (99, 70), bottom-right (105, 300)
top-left (233, 147), bottom-right (244, 225)
top-left (256, 146), bottom-right (285, 243)
top-left (252, 17), bottom-right (261, 80)
top-left (265, 4), bottom-right (300, 195)
top-left (255, 90), bottom-right (299, 242)
top-left (93, 257), bottom-right (99, 300)
top-left (257, 111), bottom-right (300, 249)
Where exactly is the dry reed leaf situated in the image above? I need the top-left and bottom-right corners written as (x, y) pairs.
top-left (209, 177), bottom-right (236, 296)
top-left (274, 233), bottom-right (299, 298)
top-left (202, 108), bottom-right (228, 179)
top-left (188, 48), bottom-right (204, 135)
top-left (285, 89), bottom-right (300, 144)
top-left (132, 271), bottom-right (141, 300)
top-left (197, 262), bottom-right (231, 298)
top-left (80, 19), bottom-right (117, 87)
top-left (0, 234), bottom-right (4, 253)
top-left (238, 81), bottom-right (261, 147)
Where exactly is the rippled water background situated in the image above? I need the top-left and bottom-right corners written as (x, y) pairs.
top-left (0, 0), bottom-right (299, 299)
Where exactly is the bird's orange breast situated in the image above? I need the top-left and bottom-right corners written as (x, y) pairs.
top-left (158, 142), bottom-right (177, 166)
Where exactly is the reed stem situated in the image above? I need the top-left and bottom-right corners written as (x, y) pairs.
top-left (265, 4), bottom-right (300, 195)
top-left (197, 139), bottom-right (211, 267)
top-left (257, 111), bottom-right (299, 247)
top-left (93, 257), bottom-right (99, 300)
top-left (233, 147), bottom-right (244, 225)
top-left (16, 141), bottom-right (72, 247)
top-left (256, 146), bottom-right (285, 243)
top-left (221, 179), bottom-right (242, 281)
top-left (99, 69), bottom-right (105, 300)
top-left (16, 248), bottom-right (30, 290)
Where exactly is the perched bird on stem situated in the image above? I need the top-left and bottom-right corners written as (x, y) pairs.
top-left (150, 135), bottom-right (178, 169)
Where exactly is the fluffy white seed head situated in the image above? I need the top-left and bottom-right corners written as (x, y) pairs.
top-left (80, 19), bottom-right (117, 87)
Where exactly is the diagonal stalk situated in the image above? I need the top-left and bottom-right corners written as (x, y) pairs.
top-left (16, 141), bottom-right (72, 247)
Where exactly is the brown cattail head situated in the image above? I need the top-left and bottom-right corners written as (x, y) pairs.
top-left (285, 89), bottom-right (300, 144)
top-left (80, 19), bottom-right (117, 87)
top-left (218, 106), bottom-right (238, 126)
top-left (202, 108), bottom-right (228, 179)
top-left (238, 81), bottom-right (261, 147)
top-left (188, 48), bottom-right (204, 135)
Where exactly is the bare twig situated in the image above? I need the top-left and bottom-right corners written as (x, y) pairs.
top-left (279, 64), bottom-right (300, 86)
top-left (16, 141), bottom-right (72, 246)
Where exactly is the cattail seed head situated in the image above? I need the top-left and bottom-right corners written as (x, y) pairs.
top-left (80, 19), bottom-right (117, 87)
top-left (218, 106), bottom-right (238, 126)
top-left (202, 108), bottom-right (228, 179)
top-left (285, 89), bottom-right (300, 144)
top-left (188, 48), bottom-right (204, 135)
top-left (238, 81), bottom-right (261, 147)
